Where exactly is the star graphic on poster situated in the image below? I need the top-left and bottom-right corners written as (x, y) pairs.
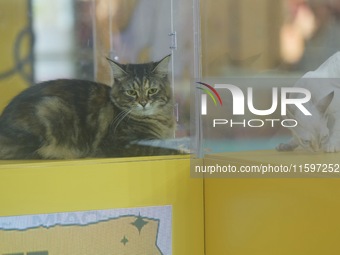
top-left (121, 235), bottom-right (129, 246)
top-left (131, 213), bottom-right (148, 234)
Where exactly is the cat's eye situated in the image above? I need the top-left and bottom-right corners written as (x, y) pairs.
top-left (148, 88), bottom-right (158, 95)
top-left (126, 90), bottom-right (137, 96)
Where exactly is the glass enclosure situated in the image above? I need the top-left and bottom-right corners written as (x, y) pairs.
top-left (197, 0), bottom-right (340, 157)
top-left (0, 0), bottom-right (195, 159)
top-left (2, 0), bottom-right (340, 159)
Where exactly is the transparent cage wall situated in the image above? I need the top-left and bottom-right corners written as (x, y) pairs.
top-left (3, 0), bottom-right (340, 158)
top-left (197, 0), bottom-right (340, 157)
top-left (0, 0), bottom-right (195, 156)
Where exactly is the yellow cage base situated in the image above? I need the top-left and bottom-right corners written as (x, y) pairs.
top-left (0, 155), bottom-right (204, 255)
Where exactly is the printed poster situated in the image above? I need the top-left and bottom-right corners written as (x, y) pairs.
top-left (0, 205), bottom-right (172, 255)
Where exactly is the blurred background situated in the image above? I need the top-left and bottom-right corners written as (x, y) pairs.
top-left (0, 0), bottom-right (340, 154)
top-left (202, 0), bottom-right (340, 75)
top-left (201, 0), bottom-right (340, 154)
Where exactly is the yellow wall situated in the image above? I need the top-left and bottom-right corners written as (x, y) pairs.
top-left (0, 155), bottom-right (204, 255)
top-left (0, 0), bottom-right (31, 112)
top-left (204, 151), bottom-right (340, 255)
top-left (205, 178), bottom-right (340, 255)
top-left (2, 151), bottom-right (340, 255)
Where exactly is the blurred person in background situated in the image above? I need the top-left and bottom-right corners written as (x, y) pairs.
top-left (281, 0), bottom-right (340, 72)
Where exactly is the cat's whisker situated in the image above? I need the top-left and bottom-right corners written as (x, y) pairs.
top-left (112, 109), bottom-right (132, 134)
top-left (111, 110), bottom-right (128, 126)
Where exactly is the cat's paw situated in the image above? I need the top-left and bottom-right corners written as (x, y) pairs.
top-left (323, 142), bottom-right (340, 153)
top-left (276, 143), bottom-right (295, 151)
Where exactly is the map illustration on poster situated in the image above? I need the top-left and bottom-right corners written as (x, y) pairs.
top-left (0, 205), bottom-right (172, 255)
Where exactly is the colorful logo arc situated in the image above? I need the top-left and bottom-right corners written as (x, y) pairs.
top-left (196, 82), bottom-right (223, 106)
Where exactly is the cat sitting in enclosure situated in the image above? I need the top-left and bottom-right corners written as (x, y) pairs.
top-left (277, 52), bottom-right (340, 153)
top-left (0, 55), bottom-right (180, 159)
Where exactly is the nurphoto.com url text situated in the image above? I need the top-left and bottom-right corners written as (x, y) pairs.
top-left (194, 163), bottom-right (340, 176)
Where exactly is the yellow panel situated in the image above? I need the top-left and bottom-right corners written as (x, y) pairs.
top-left (0, 155), bottom-right (204, 255)
top-left (0, 0), bottom-right (31, 112)
top-left (204, 151), bottom-right (340, 255)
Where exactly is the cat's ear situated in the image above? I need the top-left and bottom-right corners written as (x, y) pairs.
top-left (106, 57), bottom-right (128, 79)
top-left (152, 54), bottom-right (171, 76)
top-left (316, 91), bottom-right (334, 115)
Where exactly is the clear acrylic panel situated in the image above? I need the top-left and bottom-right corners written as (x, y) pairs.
top-left (196, 0), bottom-right (340, 158)
top-left (0, 0), bottom-right (195, 159)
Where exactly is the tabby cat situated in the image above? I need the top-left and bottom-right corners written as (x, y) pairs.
top-left (277, 52), bottom-right (340, 152)
top-left (0, 55), bottom-right (179, 159)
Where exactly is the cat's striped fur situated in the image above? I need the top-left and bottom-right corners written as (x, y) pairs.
top-left (0, 55), bottom-right (178, 159)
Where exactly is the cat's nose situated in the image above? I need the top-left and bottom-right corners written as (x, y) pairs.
top-left (139, 100), bottom-right (147, 107)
